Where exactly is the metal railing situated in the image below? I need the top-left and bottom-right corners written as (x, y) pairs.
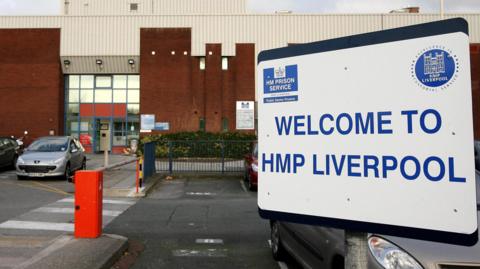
top-left (151, 140), bottom-right (255, 173)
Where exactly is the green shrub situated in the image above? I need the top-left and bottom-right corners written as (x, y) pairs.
top-left (139, 132), bottom-right (257, 159)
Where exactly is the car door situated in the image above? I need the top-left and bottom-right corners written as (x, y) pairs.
top-left (285, 222), bottom-right (329, 268)
top-left (73, 138), bottom-right (85, 167)
top-left (69, 139), bottom-right (81, 170)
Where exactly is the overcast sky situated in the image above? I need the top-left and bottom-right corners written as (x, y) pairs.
top-left (0, 0), bottom-right (479, 15)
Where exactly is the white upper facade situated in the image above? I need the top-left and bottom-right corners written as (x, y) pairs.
top-left (0, 1), bottom-right (478, 57)
top-left (62, 0), bottom-right (247, 15)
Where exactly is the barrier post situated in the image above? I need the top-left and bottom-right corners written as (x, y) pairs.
top-left (74, 170), bottom-right (103, 238)
top-left (135, 159), bottom-right (139, 194)
top-left (345, 231), bottom-right (368, 269)
top-left (139, 157), bottom-right (143, 187)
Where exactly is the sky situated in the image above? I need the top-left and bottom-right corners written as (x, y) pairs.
top-left (0, 0), bottom-right (480, 15)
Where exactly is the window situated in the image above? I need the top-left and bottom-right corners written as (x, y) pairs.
top-left (95, 76), bottom-right (112, 88)
top-left (128, 75), bottom-right (139, 88)
top-left (113, 120), bottom-right (127, 146)
top-left (199, 57), bottom-right (206, 70)
top-left (127, 89), bottom-right (139, 103)
top-left (95, 89), bottom-right (112, 103)
top-left (80, 89), bottom-right (94, 103)
top-left (68, 89), bottom-right (79, 103)
top-left (199, 118), bottom-right (205, 131)
top-left (127, 118), bottom-right (140, 140)
top-left (222, 117), bottom-right (228, 131)
top-left (64, 74), bottom-right (141, 148)
top-left (69, 75), bottom-right (80, 88)
top-left (67, 104), bottom-right (79, 116)
top-left (69, 140), bottom-right (78, 151)
top-left (222, 57), bottom-right (228, 70)
top-left (113, 75), bottom-right (127, 89)
top-left (127, 104), bottom-right (140, 115)
top-left (80, 75), bottom-right (94, 88)
top-left (130, 3), bottom-right (138, 11)
top-left (113, 90), bottom-right (127, 103)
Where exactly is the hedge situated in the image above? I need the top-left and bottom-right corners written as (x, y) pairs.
top-left (139, 132), bottom-right (257, 158)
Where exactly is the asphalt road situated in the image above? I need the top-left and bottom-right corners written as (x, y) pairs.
top-left (105, 176), bottom-right (302, 269)
top-left (0, 166), bottom-right (72, 224)
top-left (0, 161), bottom-right (303, 269)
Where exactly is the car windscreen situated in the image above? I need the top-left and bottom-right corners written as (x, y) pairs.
top-left (27, 138), bottom-right (69, 152)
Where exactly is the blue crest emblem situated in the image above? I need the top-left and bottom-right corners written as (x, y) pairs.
top-left (413, 48), bottom-right (457, 89)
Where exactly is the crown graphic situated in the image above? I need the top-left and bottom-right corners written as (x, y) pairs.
top-left (274, 67), bottom-right (286, 78)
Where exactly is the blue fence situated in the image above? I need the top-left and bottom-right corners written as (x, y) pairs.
top-left (143, 142), bottom-right (156, 180)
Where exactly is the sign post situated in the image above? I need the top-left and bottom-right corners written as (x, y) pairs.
top-left (257, 17), bottom-right (477, 254)
top-left (345, 231), bottom-right (368, 269)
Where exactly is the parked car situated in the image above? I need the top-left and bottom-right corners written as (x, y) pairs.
top-left (16, 136), bottom-right (86, 180)
top-left (0, 137), bottom-right (20, 169)
top-left (270, 170), bottom-right (480, 269)
top-left (244, 142), bottom-right (258, 191)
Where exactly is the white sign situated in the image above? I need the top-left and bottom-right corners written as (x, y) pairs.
top-left (140, 114), bottom-right (155, 131)
top-left (236, 101), bottom-right (255, 130)
top-left (258, 19), bottom-right (477, 237)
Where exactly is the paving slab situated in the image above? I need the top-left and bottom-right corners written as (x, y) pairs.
top-left (17, 234), bottom-right (127, 269)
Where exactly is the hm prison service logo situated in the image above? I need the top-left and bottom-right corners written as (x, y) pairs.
top-left (263, 64), bottom-right (298, 104)
top-left (411, 46), bottom-right (459, 91)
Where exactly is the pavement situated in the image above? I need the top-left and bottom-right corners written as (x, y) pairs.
top-left (0, 152), bottom-right (160, 269)
top-left (88, 154), bottom-right (160, 198)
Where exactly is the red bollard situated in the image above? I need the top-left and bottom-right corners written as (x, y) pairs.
top-left (74, 170), bottom-right (103, 238)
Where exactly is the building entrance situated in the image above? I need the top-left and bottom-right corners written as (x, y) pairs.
top-left (65, 75), bottom-right (140, 154)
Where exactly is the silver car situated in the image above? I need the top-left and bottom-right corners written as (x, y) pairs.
top-left (16, 136), bottom-right (86, 180)
top-left (270, 171), bottom-right (480, 269)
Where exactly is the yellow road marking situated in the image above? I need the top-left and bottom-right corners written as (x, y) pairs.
top-left (29, 181), bottom-right (71, 196)
top-left (0, 181), bottom-right (71, 196)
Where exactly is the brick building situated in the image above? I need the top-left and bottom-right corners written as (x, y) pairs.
top-left (0, 0), bottom-right (479, 153)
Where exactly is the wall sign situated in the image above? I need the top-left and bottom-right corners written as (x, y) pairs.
top-left (140, 114), bottom-right (155, 132)
top-left (154, 122), bottom-right (170, 131)
top-left (236, 101), bottom-right (255, 130)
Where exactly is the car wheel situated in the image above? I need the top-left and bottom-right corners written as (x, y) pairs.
top-left (64, 163), bottom-right (72, 181)
top-left (271, 221), bottom-right (287, 261)
top-left (331, 255), bottom-right (344, 269)
top-left (81, 158), bottom-right (86, 170)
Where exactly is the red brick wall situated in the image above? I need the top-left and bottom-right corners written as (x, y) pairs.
top-left (205, 44), bottom-right (223, 131)
top-left (0, 29), bottom-right (62, 142)
top-left (471, 44), bottom-right (480, 139)
top-left (140, 28), bottom-right (255, 133)
top-left (233, 44), bottom-right (256, 131)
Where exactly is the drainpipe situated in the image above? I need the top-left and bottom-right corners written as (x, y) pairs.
top-left (64, 0), bottom-right (70, 15)
top-left (440, 0), bottom-right (445, 19)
